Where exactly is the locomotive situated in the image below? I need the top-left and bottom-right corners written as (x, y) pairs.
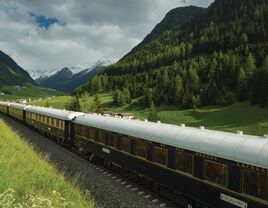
top-left (0, 101), bottom-right (267, 208)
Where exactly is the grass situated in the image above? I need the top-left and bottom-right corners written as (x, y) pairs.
top-left (28, 93), bottom-right (268, 136)
top-left (0, 84), bottom-right (63, 100)
top-left (0, 118), bottom-right (94, 208)
top-left (30, 96), bottom-right (73, 109)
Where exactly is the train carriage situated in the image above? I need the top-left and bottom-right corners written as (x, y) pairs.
top-left (8, 103), bottom-right (29, 121)
top-left (25, 106), bottom-right (83, 144)
top-left (74, 114), bottom-right (268, 208)
top-left (0, 101), bottom-right (10, 115)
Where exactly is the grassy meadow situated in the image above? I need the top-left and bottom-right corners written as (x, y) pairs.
top-left (0, 84), bottom-right (63, 100)
top-left (28, 93), bottom-right (268, 136)
top-left (0, 118), bottom-right (94, 208)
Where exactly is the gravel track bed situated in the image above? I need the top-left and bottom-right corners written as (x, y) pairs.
top-left (1, 115), bottom-right (175, 208)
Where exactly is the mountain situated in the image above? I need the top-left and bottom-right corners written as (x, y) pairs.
top-left (36, 61), bottom-right (106, 92)
top-left (79, 0), bottom-right (268, 107)
top-left (127, 6), bottom-right (204, 55)
top-left (0, 50), bottom-right (35, 86)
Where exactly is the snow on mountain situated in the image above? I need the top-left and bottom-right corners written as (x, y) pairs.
top-left (27, 60), bottom-right (112, 80)
top-left (27, 69), bottom-right (56, 80)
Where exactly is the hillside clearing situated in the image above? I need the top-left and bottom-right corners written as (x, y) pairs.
top-left (0, 118), bottom-right (94, 208)
top-left (0, 84), bottom-right (63, 100)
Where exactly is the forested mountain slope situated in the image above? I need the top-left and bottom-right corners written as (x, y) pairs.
top-left (0, 50), bottom-right (35, 86)
top-left (77, 0), bottom-right (268, 108)
top-left (127, 6), bottom-right (204, 55)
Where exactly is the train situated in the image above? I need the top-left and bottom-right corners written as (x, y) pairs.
top-left (0, 101), bottom-right (267, 208)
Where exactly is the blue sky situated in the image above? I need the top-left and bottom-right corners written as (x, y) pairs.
top-left (29, 12), bottom-right (59, 30)
top-left (0, 0), bottom-right (214, 75)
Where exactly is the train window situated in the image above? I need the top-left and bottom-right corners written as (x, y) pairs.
top-left (120, 136), bottom-right (130, 153)
top-left (98, 130), bottom-right (106, 144)
top-left (90, 128), bottom-right (97, 140)
top-left (82, 126), bottom-right (89, 138)
top-left (205, 160), bottom-right (227, 186)
top-left (177, 151), bottom-right (193, 174)
top-left (61, 121), bottom-right (64, 130)
top-left (86, 127), bottom-right (91, 138)
top-left (259, 173), bottom-right (268, 200)
top-left (135, 139), bottom-right (147, 158)
top-left (51, 118), bottom-right (55, 126)
top-left (152, 146), bottom-right (167, 166)
top-left (76, 125), bottom-right (82, 136)
top-left (243, 170), bottom-right (268, 200)
top-left (46, 117), bottom-right (49, 124)
top-left (56, 120), bottom-right (59, 128)
top-left (109, 133), bottom-right (116, 148)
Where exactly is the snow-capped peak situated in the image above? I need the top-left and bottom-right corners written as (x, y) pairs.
top-left (28, 59), bottom-right (112, 80)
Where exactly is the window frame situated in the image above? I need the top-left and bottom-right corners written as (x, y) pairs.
top-left (176, 150), bottom-right (194, 175)
top-left (204, 159), bottom-right (228, 187)
top-left (152, 145), bottom-right (168, 166)
top-left (242, 168), bottom-right (268, 201)
top-left (135, 138), bottom-right (147, 159)
top-left (120, 135), bottom-right (130, 153)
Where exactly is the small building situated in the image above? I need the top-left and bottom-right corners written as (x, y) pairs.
top-left (102, 111), bottom-right (134, 120)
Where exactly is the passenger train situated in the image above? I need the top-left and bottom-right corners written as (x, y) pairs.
top-left (0, 101), bottom-right (267, 208)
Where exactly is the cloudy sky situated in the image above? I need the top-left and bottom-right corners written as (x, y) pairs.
top-left (0, 0), bottom-right (214, 73)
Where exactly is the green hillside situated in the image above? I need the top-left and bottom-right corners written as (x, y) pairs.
top-left (29, 94), bottom-right (268, 136)
top-left (76, 0), bottom-right (268, 108)
top-left (0, 119), bottom-right (94, 207)
top-left (0, 84), bottom-right (63, 100)
top-left (0, 50), bottom-right (35, 86)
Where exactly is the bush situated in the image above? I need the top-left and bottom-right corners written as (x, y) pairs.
top-left (65, 96), bottom-right (81, 111)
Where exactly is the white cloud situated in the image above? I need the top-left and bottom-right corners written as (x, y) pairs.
top-left (0, 0), bottom-right (214, 73)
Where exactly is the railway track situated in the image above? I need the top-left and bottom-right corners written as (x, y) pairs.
top-left (1, 114), bottom-right (178, 208)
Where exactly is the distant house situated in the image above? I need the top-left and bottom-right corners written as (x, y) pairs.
top-left (102, 111), bottom-right (134, 120)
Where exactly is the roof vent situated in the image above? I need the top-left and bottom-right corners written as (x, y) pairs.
top-left (157, 120), bottom-right (161, 124)
top-left (144, 119), bottom-right (148, 122)
top-left (181, 123), bottom-right (185, 127)
top-left (200, 126), bottom-right (205, 130)
top-left (237, 131), bottom-right (243, 135)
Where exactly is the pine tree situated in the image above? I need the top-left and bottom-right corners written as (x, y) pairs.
top-left (147, 101), bottom-right (159, 122)
top-left (237, 67), bottom-right (247, 100)
top-left (245, 53), bottom-right (256, 77)
top-left (66, 96), bottom-right (81, 111)
top-left (258, 56), bottom-right (268, 106)
top-left (91, 94), bottom-right (101, 113)
top-left (118, 92), bottom-right (126, 106)
top-left (123, 88), bottom-right (131, 104)
top-left (174, 75), bottom-right (183, 104)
